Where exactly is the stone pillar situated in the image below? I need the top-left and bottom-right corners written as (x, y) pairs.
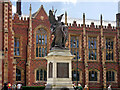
top-left (3, 2), bottom-right (9, 83)
top-left (100, 14), bottom-right (106, 89)
top-left (117, 19), bottom-right (120, 87)
top-left (9, 2), bottom-right (15, 84)
top-left (26, 61), bottom-right (30, 85)
top-left (0, 51), bottom-right (3, 89)
top-left (0, 1), bottom-right (3, 89)
top-left (45, 49), bottom-right (74, 89)
top-left (117, 19), bottom-right (119, 59)
top-left (116, 13), bottom-right (120, 84)
top-left (12, 59), bottom-right (16, 83)
top-left (103, 67), bottom-right (106, 89)
top-left (11, 29), bottom-right (16, 84)
top-left (117, 19), bottom-right (120, 61)
top-left (26, 4), bottom-right (32, 86)
top-left (83, 13), bottom-right (88, 86)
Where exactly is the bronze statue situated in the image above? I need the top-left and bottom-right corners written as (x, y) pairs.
top-left (49, 9), bottom-right (68, 49)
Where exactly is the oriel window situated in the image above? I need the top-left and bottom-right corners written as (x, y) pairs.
top-left (14, 37), bottom-right (20, 56)
top-left (36, 28), bottom-right (47, 57)
top-left (106, 38), bottom-right (114, 60)
top-left (70, 36), bottom-right (80, 60)
top-left (36, 69), bottom-right (47, 81)
top-left (88, 37), bottom-right (97, 60)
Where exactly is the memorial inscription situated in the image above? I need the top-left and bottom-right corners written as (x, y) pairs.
top-left (57, 63), bottom-right (69, 78)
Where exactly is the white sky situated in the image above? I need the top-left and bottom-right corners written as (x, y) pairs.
top-left (12, 4), bottom-right (16, 14)
top-left (11, 0), bottom-right (119, 21)
top-left (11, 0), bottom-right (120, 2)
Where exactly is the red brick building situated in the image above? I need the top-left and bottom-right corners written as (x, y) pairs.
top-left (0, 0), bottom-right (120, 89)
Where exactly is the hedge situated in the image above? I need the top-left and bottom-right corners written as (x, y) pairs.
top-left (22, 86), bottom-right (45, 90)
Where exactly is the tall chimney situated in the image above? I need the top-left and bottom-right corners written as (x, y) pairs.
top-left (65, 11), bottom-right (67, 25)
top-left (118, 1), bottom-right (120, 13)
top-left (16, 0), bottom-right (22, 15)
top-left (116, 1), bottom-right (120, 27)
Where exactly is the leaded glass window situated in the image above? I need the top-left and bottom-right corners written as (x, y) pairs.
top-left (70, 36), bottom-right (80, 60)
top-left (72, 70), bottom-right (80, 81)
top-left (14, 37), bottom-right (20, 56)
top-left (106, 38), bottom-right (114, 60)
top-left (88, 37), bottom-right (97, 60)
top-left (106, 71), bottom-right (115, 81)
top-left (36, 28), bottom-right (47, 57)
top-left (16, 68), bottom-right (21, 81)
top-left (89, 71), bottom-right (97, 81)
top-left (36, 69), bottom-right (47, 81)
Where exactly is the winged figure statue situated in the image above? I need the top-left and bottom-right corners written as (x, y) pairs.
top-left (49, 9), bottom-right (68, 49)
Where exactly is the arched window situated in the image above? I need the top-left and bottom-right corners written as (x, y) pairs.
top-left (16, 68), bottom-right (21, 81)
top-left (72, 70), bottom-right (79, 81)
top-left (89, 71), bottom-right (97, 81)
top-left (36, 69), bottom-right (47, 81)
top-left (36, 28), bottom-right (47, 57)
top-left (106, 71), bottom-right (115, 81)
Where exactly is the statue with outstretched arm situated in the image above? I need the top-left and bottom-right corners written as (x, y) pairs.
top-left (49, 9), bottom-right (68, 49)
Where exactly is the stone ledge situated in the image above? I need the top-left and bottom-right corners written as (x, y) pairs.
top-left (48, 49), bottom-right (74, 57)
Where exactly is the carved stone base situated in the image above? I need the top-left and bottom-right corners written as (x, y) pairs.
top-left (45, 49), bottom-right (74, 90)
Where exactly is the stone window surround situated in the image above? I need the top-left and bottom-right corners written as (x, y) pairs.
top-left (34, 25), bottom-right (50, 59)
top-left (88, 37), bottom-right (97, 60)
top-left (106, 38), bottom-right (114, 60)
top-left (69, 33), bottom-right (82, 61)
top-left (16, 68), bottom-right (21, 81)
top-left (88, 69), bottom-right (100, 83)
top-left (104, 36), bottom-right (116, 62)
top-left (36, 29), bottom-right (47, 57)
top-left (34, 67), bottom-right (47, 83)
top-left (72, 69), bottom-right (83, 83)
top-left (16, 66), bottom-right (24, 83)
top-left (14, 35), bottom-right (22, 57)
top-left (106, 69), bottom-right (117, 83)
top-left (87, 35), bottom-right (99, 62)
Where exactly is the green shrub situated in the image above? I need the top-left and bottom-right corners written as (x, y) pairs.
top-left (22, 86), bottom-right (45, 90)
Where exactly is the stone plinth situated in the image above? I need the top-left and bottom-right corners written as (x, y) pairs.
top-left (0, 51), bottom-right (3, 90)
top-left (45, 49), bottom-right (74, 90)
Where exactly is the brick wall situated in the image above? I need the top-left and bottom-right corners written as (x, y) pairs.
top-left (68, 21), bottom-right (119, 88)
top-left (0, 2), bottom-right (3, 89)
top-left (1, 2), bottom-right (120, 89)
top-left (0, 1), bottom-right (3, 51)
